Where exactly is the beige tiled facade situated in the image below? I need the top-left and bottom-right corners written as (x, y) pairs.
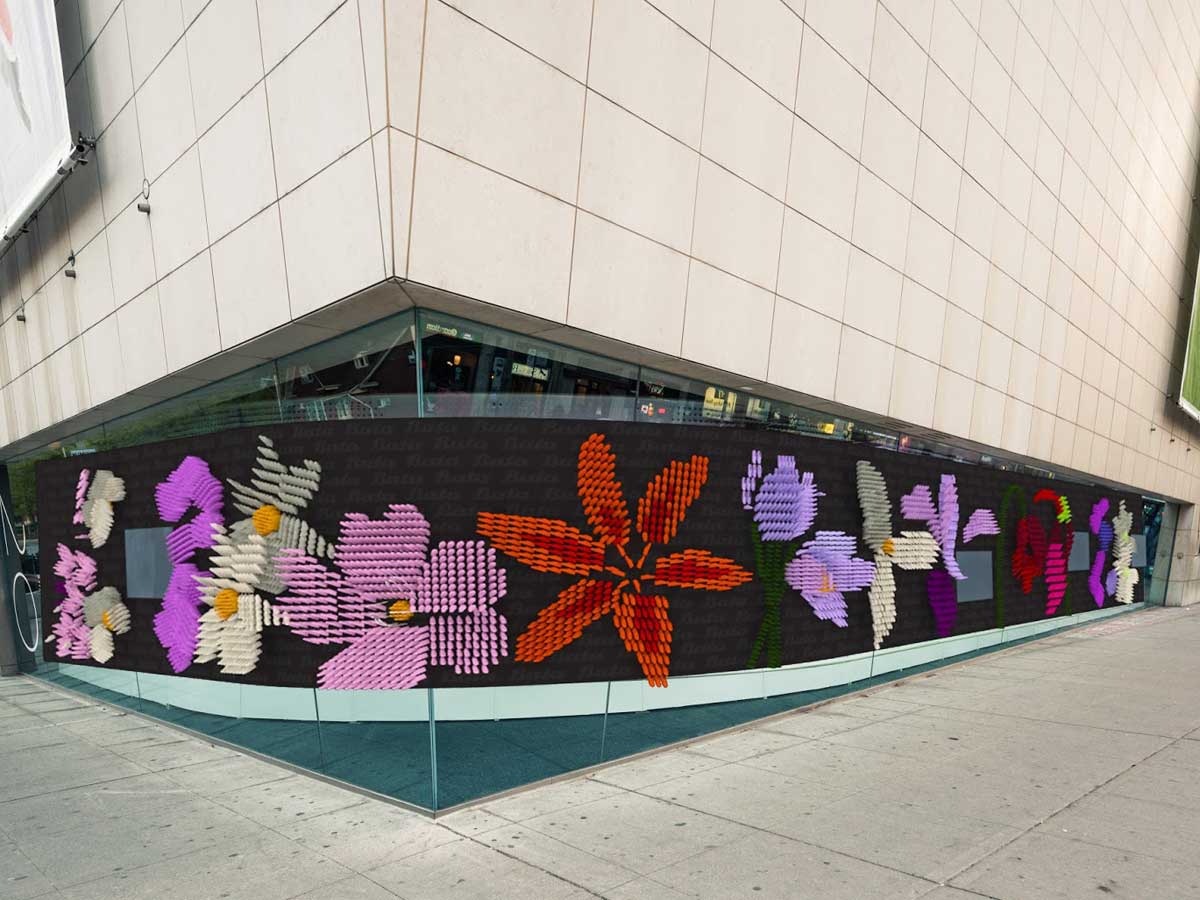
top-left (2, 0), bottom-right (1200, 601)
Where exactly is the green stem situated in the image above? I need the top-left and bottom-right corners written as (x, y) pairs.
top-left (747, 531), bottom-right (794, 669)
top-left (748, 581), bottom-right (785, 669)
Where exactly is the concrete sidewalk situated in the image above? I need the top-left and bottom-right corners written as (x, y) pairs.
top-left (2, 607), bottom-right (1199, 900)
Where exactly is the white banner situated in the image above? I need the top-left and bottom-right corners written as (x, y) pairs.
top-left (0, 0), bottom-right (72, 240)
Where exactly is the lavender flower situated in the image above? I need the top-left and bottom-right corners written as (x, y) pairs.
top-left (785, 531), bottom-right (875, 627)
top-left (745, 454), bottom-right (821, 542)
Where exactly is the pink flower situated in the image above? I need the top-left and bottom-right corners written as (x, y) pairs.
top-left (276, 504), bottom-right (508, 689)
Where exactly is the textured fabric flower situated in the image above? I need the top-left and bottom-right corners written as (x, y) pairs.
top-left (153, 455), bottom-right (226, 673)
top-left (47, 544), bottom-right (97, 660)
top-left (856, 461), bottom-right (939, 649)
top-left (478, 433), bottom-right (750, 687)
top-left (277, 504), bottom-right (508, 690)
top-left (50, 469), bottom-right (130, 664)
top-left (193, 527), bottom-right (288, 675)
top-left (48, 537), bottom-right (129, 665)
top-left (1032, 489), bottom-right (1073, 615)
top-left (82, 586), bottom-right (131, 664)
top-left (742, 452), bottom-right (870, 668)
top-left (1108, 500), bottom-right (1139, 604)
top-left (151, 437), bottom-right (335, 676)
top-left (900, 475), bottom-right (999, 635)
top-left (785, 532), bottom-right (875, 627)
top-left (225, 434), bottom-right (336, 587)
top-left (76, 469), bottom-right (125, 549)
top-left (743, 454), bottom-right (819, 541)
top-left (1087, 498), bottom-right (1114, 607)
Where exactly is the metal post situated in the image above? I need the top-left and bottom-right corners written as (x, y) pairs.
top-left (427, 688), bottom-right (439, 810)
top-left (0, 464), bottom-right (34, 675)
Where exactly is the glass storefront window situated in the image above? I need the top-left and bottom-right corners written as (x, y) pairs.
top-left (1142, 498), bottom-right (1177, 605)
top-left (899, 434), bottom-right (980, 463)
top-left (101, 363), bottom-right (282, 448)
top-left (418, 310), bottom-right (637, 421)
top-left (635, 370), bottom-right (843, 436)
top-left (845, 421), bottom-right (899, 449)
top-left (634, 370), bottom-right (715, 426)
top-left (763, 398), bottom-right (847, 437)
top-left (278, 312), bottom-right (419, 422)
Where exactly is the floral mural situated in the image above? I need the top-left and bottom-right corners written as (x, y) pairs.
top-left (39, 424), bottom-right (1146, 688)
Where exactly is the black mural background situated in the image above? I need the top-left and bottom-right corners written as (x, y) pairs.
top-left (37, 419), bottom-right (1144, 688)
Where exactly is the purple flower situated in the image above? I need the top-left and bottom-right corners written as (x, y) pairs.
top-left (152, 456), bottom-right (226, 673)
top-left (901, 474), bottom-right (997, 581)
top-left (741, 450), bottom-right (763, 510)
top-left (784, 531), bottom-right (875, 627)
top-left (745, 454), bottom-right (821, 541)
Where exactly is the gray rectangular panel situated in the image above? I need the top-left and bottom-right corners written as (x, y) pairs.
top-left (1132, 533), bottom-right (1147, 568)
top-left (954, 551), bottom-right (992, 602)
top-left (1067, 531), bottom-right (1091, 571)
top-left (124, 527), bottom-right (172, 598)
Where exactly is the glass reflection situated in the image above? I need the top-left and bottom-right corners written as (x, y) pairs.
top-left (102, 363), bottom-right (281, 447)
top-left (419, 311), bottom-right (637, 420)
top-left (278, 313), bottom-right (419, 422)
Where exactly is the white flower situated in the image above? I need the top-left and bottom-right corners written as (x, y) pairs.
top-left (227, 435), bottom-right (334, 562)
top-left (856, 461), bottom-right (938, 649)
top-left (79, 470), bottom-right (125, 549)
top-left (193, 525), bottom-right (287, 675)
top-left (82, 586), bottom-right (130, 663)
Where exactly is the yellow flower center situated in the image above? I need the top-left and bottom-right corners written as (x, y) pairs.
top-left (214, 589), bottom-right (240, 620)
top-left (881, 538), bottom-right (895, 556)
top-left (820, 573), bottom-right (833, 593)
top-left (101, 610), bottom-right (113, 631)
top-left (253, 504), bottom-right (282, 536)
top-left (388, 599), bottom-right (414, 622)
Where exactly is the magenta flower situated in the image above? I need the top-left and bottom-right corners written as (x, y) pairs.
top-left (785, 531), bottom-right (876, 627)
top-left (276, 504), bottom-right (508, 689)
top-left (153, 455), bottom-right (226, 673)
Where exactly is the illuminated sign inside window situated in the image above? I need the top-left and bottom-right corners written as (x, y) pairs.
top-left (511, 362), bottom-right (549, 381)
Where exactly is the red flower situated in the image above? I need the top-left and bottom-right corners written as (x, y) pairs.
top-left (477, 434), bottom-right (751, 686)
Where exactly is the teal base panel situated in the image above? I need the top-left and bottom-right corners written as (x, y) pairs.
top-left (34, 602), bottom-right (1143, 812)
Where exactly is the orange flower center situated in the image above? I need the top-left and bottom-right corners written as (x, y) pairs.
top-left (881, 538), bottom-right (895, 556)
top-left (253, 504), bottom-right (282, 536)
top-left (100, 610), bottom-right (113, 631)
top-left (214, 589), bottom-right (240, 620)
top-left (388, 599), bottom-right (414, 622)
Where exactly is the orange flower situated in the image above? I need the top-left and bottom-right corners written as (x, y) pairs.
top-left (477, 434), bottom-right (751, 686)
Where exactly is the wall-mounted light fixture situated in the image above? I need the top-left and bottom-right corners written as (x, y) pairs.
top-left (64, 251), bottom-right (76, 278)
top-left (137, 179), bottom-right (150, 214)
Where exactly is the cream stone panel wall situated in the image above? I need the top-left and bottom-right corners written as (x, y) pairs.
top-left (392, 0), bottom-right (1200, 601)
top-left (0, 0), bottom-right (393, 448)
